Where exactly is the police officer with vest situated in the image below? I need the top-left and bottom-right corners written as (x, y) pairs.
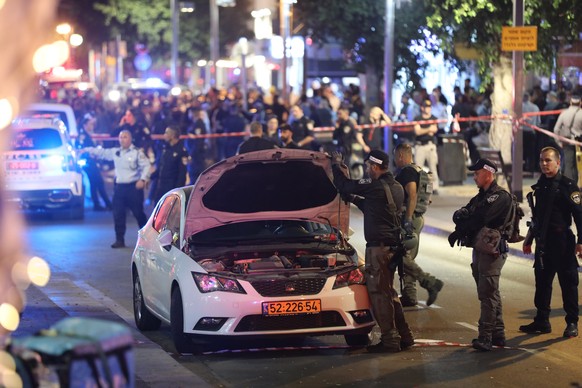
top-left (150, 126), bottom-right (189, 204)
top-left (520, 146), bottom-right (581, 338)
top-left (394, 143), bottom-right (444, 307)
top-left (448, 158), bottom-right (512, 351)
top-left (83, 130), bottom-right (151, 248)
top-left (332, 150), bottom-right (414, 353)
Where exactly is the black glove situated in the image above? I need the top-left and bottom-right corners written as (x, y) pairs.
top-left (453, 208), bottom-right (470, 224)
top-left (331, 151), bottom-right (344, 166)
top-left (403, 219), bottom-right (414, 235)
top-left (448, 231), bottom-right (459, 248)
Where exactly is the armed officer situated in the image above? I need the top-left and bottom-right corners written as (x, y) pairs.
top-left (448, 159), bottom-right (512, 351)
top-left (520, 146), bottom-right (581, 338)
top-left (394, 143), bottom-right (444, 307)
top-left (332, 150), bottom-right (414, 353)
top-left (83, 130), bottom-right (151, 248)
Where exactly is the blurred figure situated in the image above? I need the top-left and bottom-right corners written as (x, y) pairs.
top-left (413, 99), bottom-right (440, 194)
top-left (150, 126), bottom-right (188, 204)
top-left (265, 115), bottom-right (280, 145)
top-left (522, 92), bottom-right (541, 172)
top-left (279, 123), bottom-right (300, 149)
top-left (237, 121), bottom-right (277, 154)
top-left (366, 106), bottom-right (391, 151)
top-left (186, 109), bottom-right (208, 184)
top-left (289, 105), bottom-right (316, 149)
top-left (221, 104), bottom-right (248, 158)
top-left (555, 95), bottom-right (582, 182)
top-left (75, 114), bottom-right (112, 211)
top-left (334, 107), bottom-right (369, 157)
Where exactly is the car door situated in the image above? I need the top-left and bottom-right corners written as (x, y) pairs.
top-left (142, 195), bottom-right (177, 316)
top-left (148, 195), bottom-right (183, 318)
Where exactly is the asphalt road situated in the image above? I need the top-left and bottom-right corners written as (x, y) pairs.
top-left (14, 206), bottom-right (582, 387)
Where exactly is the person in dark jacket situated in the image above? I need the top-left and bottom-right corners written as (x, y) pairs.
top-left (520, 146), bottom-right (582, 338)
top-left (237, 121), bottom-right (277, 154)
top-left (150, 126), bottom-right (188, 203)
top-left (448, 158), bottom-right (512, 351)
top-left (332, 150), bottom-right (414, 353)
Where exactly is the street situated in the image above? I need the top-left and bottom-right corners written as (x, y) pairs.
top-left (15, 202), bottom-right (582, 387)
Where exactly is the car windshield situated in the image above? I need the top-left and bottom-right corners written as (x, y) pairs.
top-left (189, 220), bottom-right (336, 245)
top-left (11, 128), bottom-right (63, 150)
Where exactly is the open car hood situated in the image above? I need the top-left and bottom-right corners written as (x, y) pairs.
top-left (184, 149), bottom-right (349, 238)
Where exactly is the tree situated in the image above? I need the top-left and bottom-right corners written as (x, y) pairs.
top-left (425, 0), bottom-right (582, 162)
top-left (294, 0), bottom-right (434, 107)
top-left (92, 0), bottom-right (252, 78)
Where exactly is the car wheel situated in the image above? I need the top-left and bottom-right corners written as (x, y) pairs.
top-left (133, 271), bottom-right (161, 331)
top-left (344, 333), bottom-right (370, 347)
top-left (171, 287), bottom-right (194, 354)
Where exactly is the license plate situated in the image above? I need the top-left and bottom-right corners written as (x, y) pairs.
top-left (7, 161), bottom-right (38, 170)
top-left (262, 299), bottom-right (321, 316)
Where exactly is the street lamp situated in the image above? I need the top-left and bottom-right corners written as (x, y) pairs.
top-left (238, 37), bottom-right (248, 111)
top-left (170, 0), bottom-right (194, 85)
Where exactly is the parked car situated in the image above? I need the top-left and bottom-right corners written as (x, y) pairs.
top-left (131, 149), bottom-right (373, 353)
top-left (4, 117), bottom-right (84, 219)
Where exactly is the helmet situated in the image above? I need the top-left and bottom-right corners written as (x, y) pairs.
top-left (402, 232), bottom-right (418, 251)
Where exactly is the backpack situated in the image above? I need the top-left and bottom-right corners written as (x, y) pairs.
top-left (502, 193), bottom-right (525, 243)
top-left (408, 164), bottom-right (434, 214)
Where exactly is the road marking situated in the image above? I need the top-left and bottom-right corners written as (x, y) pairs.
top-left (456, 321), bottom-right (478, 331)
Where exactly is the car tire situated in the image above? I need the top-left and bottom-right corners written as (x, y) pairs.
top-left (133, 271), bottom-right (161, 331)
top-left (344, 333), bottom-right (370, 347)
top-left (171, 287), bottom-right (194, 354)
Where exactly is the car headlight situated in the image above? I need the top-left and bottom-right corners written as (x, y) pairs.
top-left (192, 272), bottom-right (246, 294)
top-left (332, 268), bottom-right (365, 289)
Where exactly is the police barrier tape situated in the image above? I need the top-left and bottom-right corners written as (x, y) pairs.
top-left (83, 109), bottom-right (568, 143)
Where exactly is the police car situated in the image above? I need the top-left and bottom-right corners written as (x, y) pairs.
top-left (4, 117), bottom-right (84, 219)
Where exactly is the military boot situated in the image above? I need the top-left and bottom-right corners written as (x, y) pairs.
top-left (420, 277), bottom-right (444, 306)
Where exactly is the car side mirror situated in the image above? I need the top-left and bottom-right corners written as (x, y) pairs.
top-left (158, 229), bottom-right (173, 251)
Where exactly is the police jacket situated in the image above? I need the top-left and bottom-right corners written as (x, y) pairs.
top-left (333, 166), bottom-right (403, 245)
top-left (531, 172), bottom-right (582, 243)
top-left (456, 181), bottom-right (512, 245)
top-left (86, 145), bottom-right (151, 184)
top-left (152, 141), bottom-right (188, 187)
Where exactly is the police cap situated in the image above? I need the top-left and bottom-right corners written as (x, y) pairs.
top-left (468, 158), bottom-right (497, 173)
top-left (365, 150), bottom-right (389, 169)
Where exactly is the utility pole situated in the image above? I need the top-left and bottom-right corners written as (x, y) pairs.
top-left (210, 0), bottom-right (219, 88)
top-left (170, 0), bottom-right (178, 85)
top-left (512, 0), bottom-right (524, 202)
top-left (383, 0), bottom-right (395, 155)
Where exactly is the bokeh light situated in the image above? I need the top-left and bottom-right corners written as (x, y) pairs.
top-left (0, 303), bottom-right (19, 332)
top-left (69, 33), bottom-right (83, 47)
top-left (0, 98), bottom-right (14, 130)
top-left (27, 256), bottom-right (51, 287)
top-left (32, 40), bottom-right (69, 73)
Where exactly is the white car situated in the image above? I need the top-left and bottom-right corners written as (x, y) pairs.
top-left (4, 117), bottom-right (84, 219)
top-left (23, 102), bottom-right (78, 137)
top-left (131, 149), bottom-right (373, 353)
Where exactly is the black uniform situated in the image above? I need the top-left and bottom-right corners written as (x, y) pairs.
top-left (529, 172), bottom-right (582, 327)
top-left (450, 180), bottom-right (512, 346)
top-left (290, 116), bottom-right (315, 150)
top-left (151, 141), bottom-right (188, 203)
top-left (333, 117), bottom-right (358, 155)
top-left (236, 136), bottom-right (277, 154)
top-left (333, 166), bottom-right (413, 349)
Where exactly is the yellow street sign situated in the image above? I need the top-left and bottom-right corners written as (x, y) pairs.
top-left (501, 26), bottom-right (538, 52)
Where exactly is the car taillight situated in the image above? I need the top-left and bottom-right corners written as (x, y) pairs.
top-left (333, 268), bottom-right (366, 289)
top-left (192, 272), bottom-right (246, 294)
